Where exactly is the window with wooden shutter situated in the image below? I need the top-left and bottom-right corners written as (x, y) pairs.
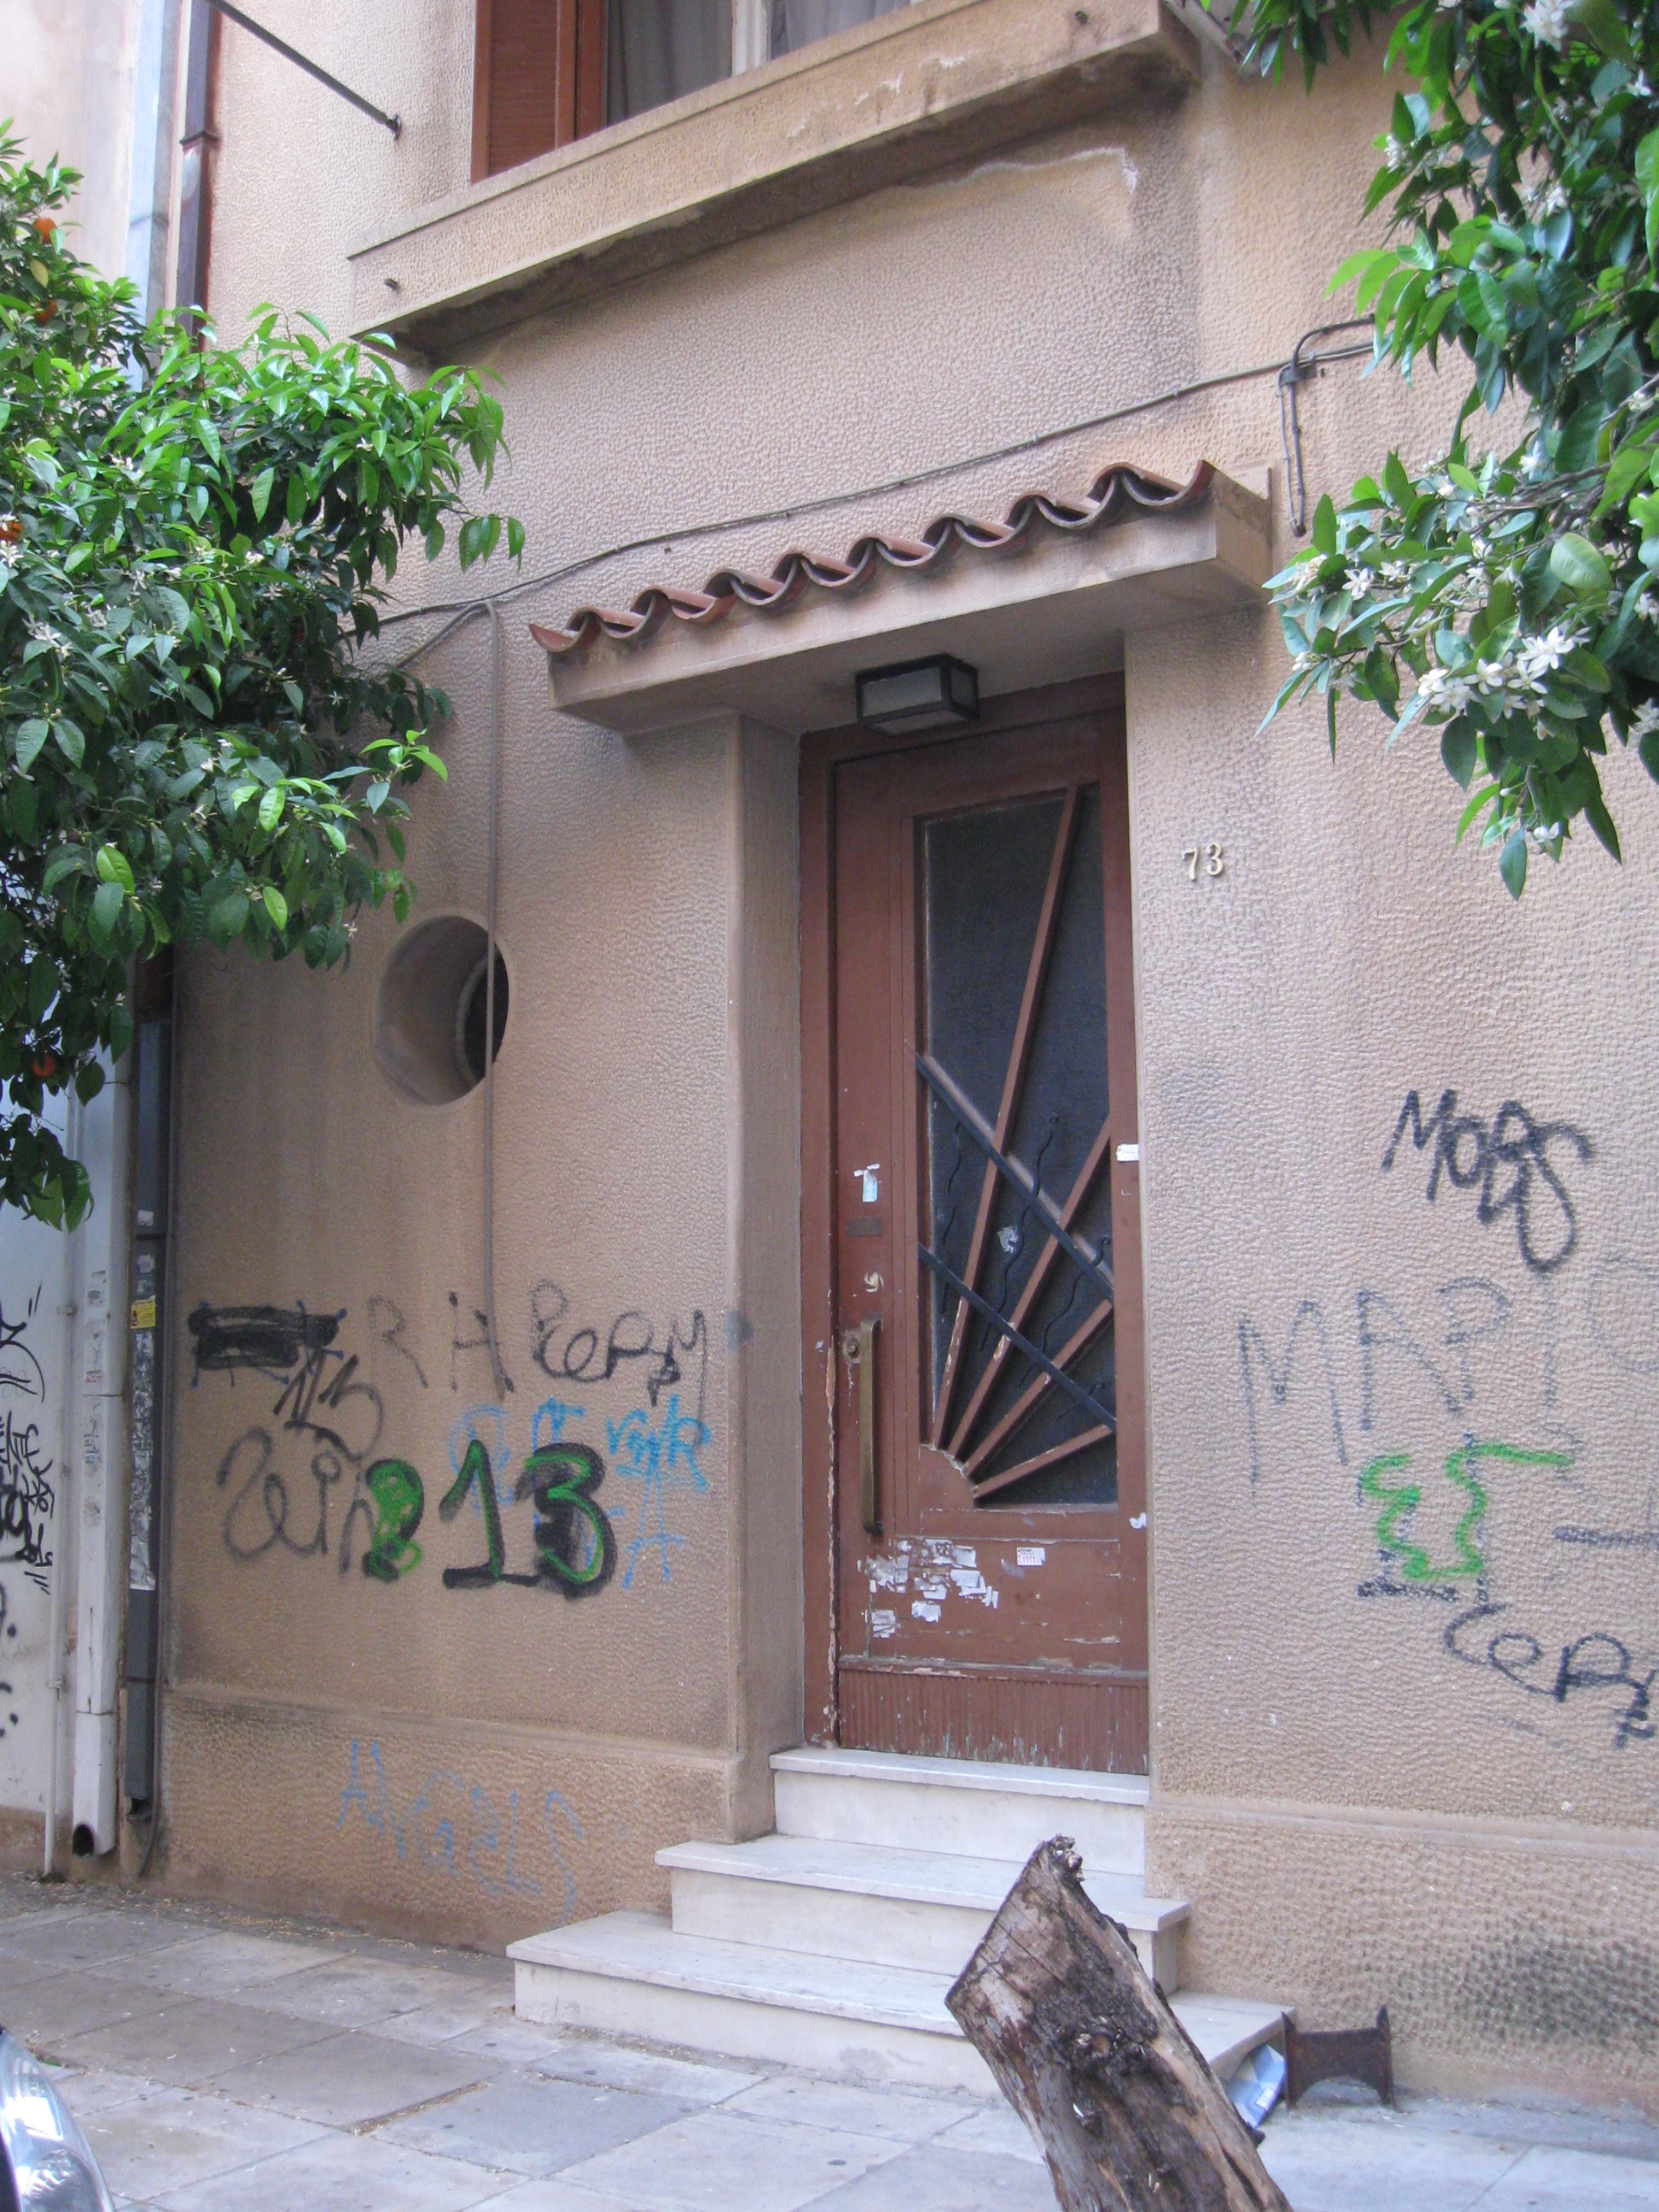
top-left (473, 0), bottom-right (922, 180)
top-left (472, 0), bottom-right (607, 180)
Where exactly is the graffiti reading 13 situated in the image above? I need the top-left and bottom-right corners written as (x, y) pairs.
top-left (1382, 1089), bottom-right (1592, 1276)
top-left (438, 1437), bottom-right (616, 1597)
top-left (195, 1288), bottom-right (707, 1601)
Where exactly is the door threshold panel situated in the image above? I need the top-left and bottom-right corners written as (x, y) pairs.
top-left (771, 1743), bottom-right (1150, 1802)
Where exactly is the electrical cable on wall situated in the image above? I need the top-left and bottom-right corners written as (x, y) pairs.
top-left (1278, 321), bottom-right (1376, 536)
top-left (394, 601), bottom-right (509, 1403)
top-left (379, 331), bottom-right (1377, 652)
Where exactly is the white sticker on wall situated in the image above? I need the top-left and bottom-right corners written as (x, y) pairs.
top-left (1016, 1545), bottom-right (1045, 1567)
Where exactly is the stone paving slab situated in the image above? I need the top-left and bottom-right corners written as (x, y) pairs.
top-left (381, 2075), bottom-right (696, 2176)
top-left (55, 1994), bottom-right (337, 2086)
top-left (0, 1873), bottom-right (1653, 2212)
top-left (205, 2023), bottom-right (487, 2128)
top-left (554, 2108), bottom-right (907, 2212)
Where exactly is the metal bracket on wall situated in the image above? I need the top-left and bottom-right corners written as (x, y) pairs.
top-left (202, 0), bottom-right (401, 135)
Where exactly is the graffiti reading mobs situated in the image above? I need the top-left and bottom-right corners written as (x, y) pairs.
top-left (1382, 1088), bottom-right (1592, 1275)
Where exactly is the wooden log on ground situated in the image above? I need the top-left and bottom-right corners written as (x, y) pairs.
top-left (946, 1837), bottom-right (1292, 2212)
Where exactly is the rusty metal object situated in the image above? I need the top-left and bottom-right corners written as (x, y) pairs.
top-left (528, 461), bottom-right (1216, 658)
top-left (1284, 2005), bottom-right (1394, 2107)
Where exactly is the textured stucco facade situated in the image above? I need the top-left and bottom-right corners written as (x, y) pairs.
top-left (143, 0), bottom-right (1659, 2107)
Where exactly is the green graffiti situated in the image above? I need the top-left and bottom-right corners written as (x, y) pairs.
top-left (360, 1458), bottom-right (424, 1582)
top-left (1359, 1441), bottom-right (1574, 1583)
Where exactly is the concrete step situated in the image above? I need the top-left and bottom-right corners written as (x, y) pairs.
top-left (771, 1745), bottom-right (1147, 1877)
top-left (658, 1833), bottom-right (1189, 1989)
top-left (509, 1911), bottom-right (1284, 2097)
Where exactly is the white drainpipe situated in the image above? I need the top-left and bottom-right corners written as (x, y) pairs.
top-left (44, 1097), bottom-right (80, 1879)
top-left (71, 1061), bottom-right (132, 1856)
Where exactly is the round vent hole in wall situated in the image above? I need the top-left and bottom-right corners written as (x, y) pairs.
top-left (374, 916), bottom-right (509, 1105)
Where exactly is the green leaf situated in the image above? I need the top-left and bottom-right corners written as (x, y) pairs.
top-left (1639, 130), bottom-right (1659, 266)
top-left (1556, 402), bottom-right (1604, 479)
top-left (1571, 0), bottom-right (1634, 65)
top-left (1455, 785), bottom-right (1501, 843)
top-left (1499, 830), bottom-right (1528, 898)
top-left (91, 879), bottom-right (125, 938)
top-left (1441, 719), bottom-right (1477, 789)
top-left (51, 718), bottom-right (84, 767)
top-left (261, 885), bottom-right (289, 929)
top-left (208, 889), bottom-right (250, 942)
top-left (95, 845), bottom-right (135, 894)
top-left (13, 719), bottom-right (49, 771)
top-left (1583, 783), bottom-right (1621, 860)
top-left (1311, 495), bottom-right (1337, 555)
top-left (42, 847), bottom-right (90, 894)
top-left (257, 785), bottom-right (285, 833)
top-left (1598, 439), bottom-right (1656, 515)
top-left (1550, 533), bottom-right (1612, 597)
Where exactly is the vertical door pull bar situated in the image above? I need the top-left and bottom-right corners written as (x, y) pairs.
top-left (843, 1317), bottom-right (880, 1533)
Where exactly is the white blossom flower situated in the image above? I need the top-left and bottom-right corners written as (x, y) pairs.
top-left (1521, 0), bottom-right (1574, 48)
top-left (1417, 667), bottom-right (1474, 713)
top-left (1516, 626), bottom-right (1578, 681)
top-left (1631, 701), bottom-right (1659, 741)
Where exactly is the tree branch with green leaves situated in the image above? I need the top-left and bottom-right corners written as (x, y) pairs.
top-left (0, 135), bottom-right (521, 1224)
top-left (1229, 0), bottom-right (1659, 895)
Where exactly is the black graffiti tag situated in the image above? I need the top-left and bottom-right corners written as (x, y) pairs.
top-left (1382, 1090), bottom-right (1592, 1275)
top-left (530, 1281), bottom-right (708, 1427)
top-left (1447, 1603), bottom-right (1656, 1750)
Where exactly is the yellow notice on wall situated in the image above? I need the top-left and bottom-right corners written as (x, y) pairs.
top-left (130, 1298), bottom-right (156, 1330)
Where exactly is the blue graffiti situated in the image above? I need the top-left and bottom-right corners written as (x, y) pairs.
top-left (448, 1404), bottom-right (514, 1507)
top-left (337, 1737), bottom-right (579, 1913)
top-left (604, 1393), bottom-right (709, 1588)
top-left (530, 1396), bottom-right (587, 1450)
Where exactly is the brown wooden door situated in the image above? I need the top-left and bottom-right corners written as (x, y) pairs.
top-left (807, 684), bottom-right (1147, 1775)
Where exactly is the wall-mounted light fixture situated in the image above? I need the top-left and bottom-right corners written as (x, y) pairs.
top-left (855, 654), bottom-right (979, 735)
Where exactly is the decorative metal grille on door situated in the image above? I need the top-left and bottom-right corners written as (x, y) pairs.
top-left (918, 783), bottom-right (1117, 1507)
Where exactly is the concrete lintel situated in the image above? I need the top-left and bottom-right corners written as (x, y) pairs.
top-left (350, 0), bottom-right (1197, 352)
top-left (546, 470), bottom-right (1271, 737)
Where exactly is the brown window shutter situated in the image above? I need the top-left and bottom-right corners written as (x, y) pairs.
top-left (474, 0), bottom-right (608, 179)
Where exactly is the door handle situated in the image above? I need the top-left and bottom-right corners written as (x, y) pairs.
top-left (843, 1316), bottom-right (880, 1534)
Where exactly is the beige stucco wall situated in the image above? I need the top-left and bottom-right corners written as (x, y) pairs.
top-left (9, 0), bottom-right (145, 278)
top-left (166, 0), bottom-right (1659, 2098)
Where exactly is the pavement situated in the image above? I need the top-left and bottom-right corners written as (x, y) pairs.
top-left (0, 1873), bottom-right (1656, 2211)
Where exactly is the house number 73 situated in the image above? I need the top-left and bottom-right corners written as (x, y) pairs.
top-left (1182, 841), bottom-right (1225, 882)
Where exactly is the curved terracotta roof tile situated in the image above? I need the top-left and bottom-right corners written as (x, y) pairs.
top-left (530, 458), bottom-right (1215, 661)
